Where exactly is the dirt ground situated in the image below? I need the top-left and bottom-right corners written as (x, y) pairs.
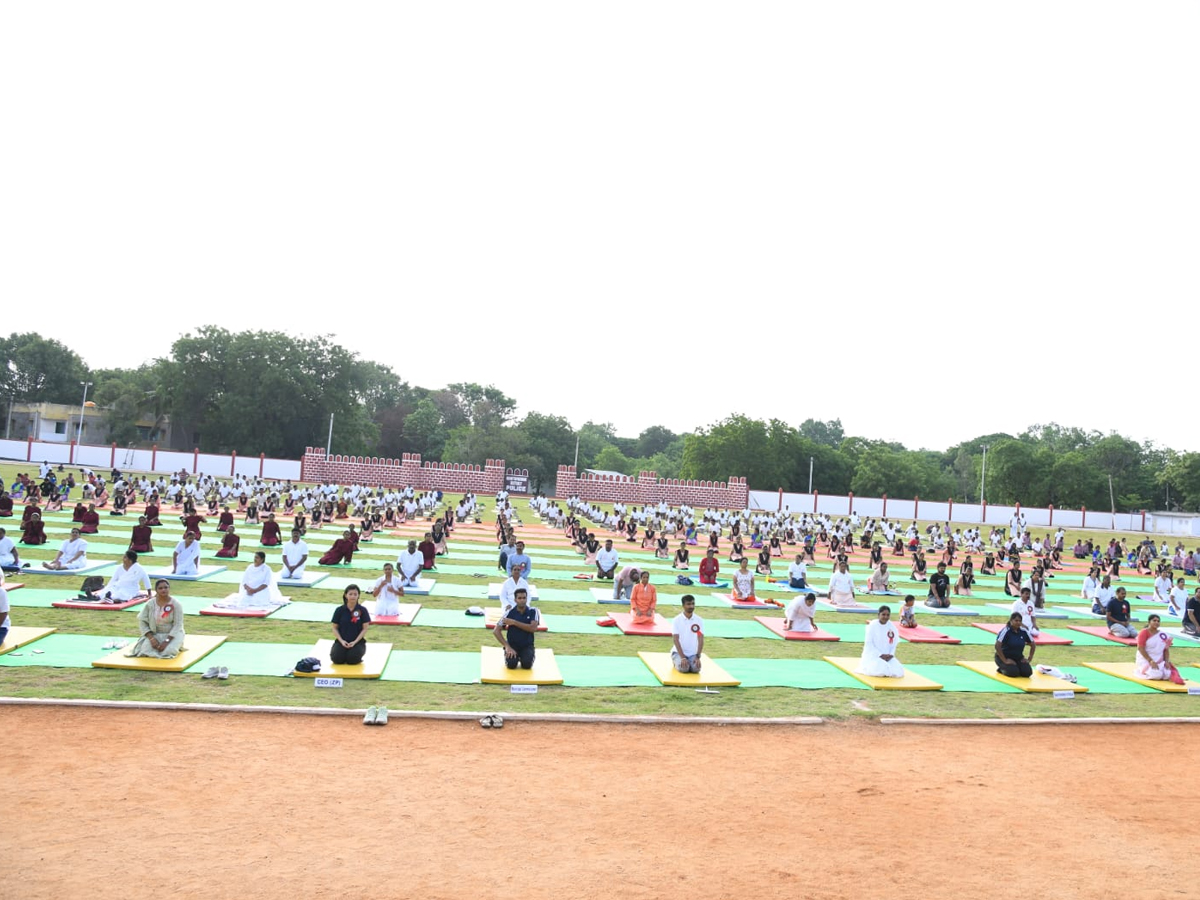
top-left (3, 706), bottom-right (1195, 900)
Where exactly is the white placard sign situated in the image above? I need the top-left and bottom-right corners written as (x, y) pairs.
top-left (1052, 690), bottom-right (1075, 699)
top-left (1187, 685), bottom-right (1200, 696)
top-left (314, 677), bottom-right (344, 688)
top-left (510, 684), bottom-right (538, 694)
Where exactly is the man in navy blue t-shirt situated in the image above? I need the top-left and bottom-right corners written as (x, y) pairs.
top-left (494, 587), bottom-right (540, 669)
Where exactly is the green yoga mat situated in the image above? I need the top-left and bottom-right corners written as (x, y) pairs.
top-left (557, 655), bottom-right (662, 687)
top-left (704, 619), bottom-right (781, 640)
top-left (183, 641), bottom-right (311, 677)
top-left (1058, 666), bottom-right (1158, 694)
top-left (904, 664), bottom-right (1022, 693)
top-left (917, 626), bottom-right (1004, 646)
top-left (268, 601), bottom-right (339, 622)
top-left (720, 658), bottom-right (869, 689)
top-left (379, 650), bottom-right (480, 683)
top-left (0, 633), bottom-right (118, 668)
top-left (1040, 628), bottom-right (1113, 647)
top-left (4, 588), bottom-right (82, 608)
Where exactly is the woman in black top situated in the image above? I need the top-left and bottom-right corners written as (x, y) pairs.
top-left (330, 584), bottom-right (371, 665)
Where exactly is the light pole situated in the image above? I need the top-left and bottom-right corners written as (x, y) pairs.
top-left (979, 445), bottom-right (987, 505)
top-left (5, 390), bottom-right (13, 439)
top-left (77, 381), bottom-right (93, 444)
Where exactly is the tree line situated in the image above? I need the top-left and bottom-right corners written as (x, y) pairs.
top-left (4, 330), bottom-right (1198, 511)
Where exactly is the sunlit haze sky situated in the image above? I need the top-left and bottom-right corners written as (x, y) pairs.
top-left (3, 2), bottom-right (1196, 452)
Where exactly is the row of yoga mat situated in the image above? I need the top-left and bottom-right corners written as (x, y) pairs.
top-left (1, 627), bottom-right (1197, 694)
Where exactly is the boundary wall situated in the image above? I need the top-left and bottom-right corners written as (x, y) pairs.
top-left (555, 465), bottom-right (749, 508)
top-left (0, 438), bottom-right (300, 480)
top-left (747, 489), bottom-right (1195, 536)
top-left (299, 447), bottom-right (519, 494)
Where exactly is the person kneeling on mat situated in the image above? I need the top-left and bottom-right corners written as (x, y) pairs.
top-left (330, 584), bottom-right (371, 665)
top-left (671, 594), bottom-right (704, 674)
top-left (993, 612), bottom-right (1035, 678)
top-left (495, 587), bottom-right (540, 670)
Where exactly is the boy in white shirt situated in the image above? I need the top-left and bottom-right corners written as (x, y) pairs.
top-left (671, 595), bottom-right (704, 673)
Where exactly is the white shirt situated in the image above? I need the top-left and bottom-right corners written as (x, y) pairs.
top-left (397, 549), bottom-right (423, 578)
top-left (1169, 586), bottom-right (1188, 615)
top-left (498, 576), bottom-right (530, 614)
top-left (787, 561), bottom-right (807, 581)
top-left (828, 571), bottom-right (855, 595)
top-left (1082, 575), bottom-right (1100, 599)
top-left (59, 537), bottom-right (89, 564)
top-left (104, 563), bottom-right (151, 601)
top-left (672, 611), bottom-right (704, 657)
top-left (596, 548), bottom-right (619, 570)
top-left (282, 539), bottom-right (309, 567)
top-left (783, 597), bottom-right (816, 632)
top-left (0, 586), bottom-right (9, 629)
top-left (1010, 597), bottom-right (1038, 633)
top-left (0, 535), bottom-right (16, 566)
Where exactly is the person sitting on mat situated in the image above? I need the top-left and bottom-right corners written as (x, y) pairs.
top-left (755, 546), bottom-right (773, 576)
top-left (128, 515), bottom-right (154, 554)
top-left (899, 594), bottom-right (918, 628)
top-left (955, 557), bottom-right (975, 596)
top-left (671, 594), bottom-right (704, 674)
top-left (731, 558), bottom-right (757, 604)
top-left (1135, 614), bottom-right (1184, 683)
top-left (20, 511), bottom-right (47, 546)
top-left (227, 552), bottom-right (280, 609)
top-left (699, 548), bottom-right (720, 586)
top-left (418, 532), bottom-right (437, 570)
top-left (826, 559), bottom-right (857, 606)
top-left (980, 552), bottom-right (997, 576)
top-left (629, 570), bottom-right (658, 625)
top-left (783, 592), bottom-right (818, 633)
top-left (595, 539), bottom-right (619, 579)
top-left (910, 548), bottom-right (928, 582)
top-left (1010, 586), bottom-right (1040, 637)
top-left (43, 527), bottom-right (89, 570)
top-left (868, 562), bottom-right (891, 593)
top-left (1090, 574), bottom-right (1115, 615)
top-left (215, 525), bottom-right (241, 559)
top-left (0, 575), bottom-right (10, 648)
top-left (397, 540), bottom-right (424, 588)
top-left (79, 503), bottom-right (101, 535)
top-left (281, 530), bottom-right (310, 581)
top-left (654, 535), bottom-right (670, 560)
top-left (330, 584), bottom-right (371, 665)
top-left (1106, 587), bottom-right (1137, 639)
top-left (172, 531), bottom-right (202, 576)
top-left (672, 542), bottom-right (690, 570)
top-left (787, 553), bottom-right (808, 590)
top-left (498, 563), bottom-right (530, 616)
top-left (260, 513), bottom-right (283, 547)
top-left (0, 527), bottom-right (21, 572)
top-left (126, 580), bottom-right (184, 659)
top-left (319, 530), bottom-right (356, 566)
top-left (993, 612), bottom-right (1035, 678)
top-left (96, 550), bottom-right (152, 603)
top-left (926, 562), bottom-right (951, 608)
top-left (858, 606), bottom-right (904, 677)
top-left (371, 563), bottom-right (406, 618)
top-left (1183, 587), bottom-right (1200, 638)
top-left (217, 506), bottom-right (235, 532)
top-left (494, 586), bottom-right (539, 670)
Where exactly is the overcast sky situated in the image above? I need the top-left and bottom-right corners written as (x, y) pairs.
top-left (3, 1), bottom-right (1196, 452)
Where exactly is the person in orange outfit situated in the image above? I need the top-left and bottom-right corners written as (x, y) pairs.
top-left (629, 570), bottom-right (658, 625)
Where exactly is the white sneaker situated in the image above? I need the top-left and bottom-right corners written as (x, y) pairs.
top-left (374, 706), bottom-right (388, 726)
top-left (201, 667), bottom-right (219, 679)
top-left (217, 667), bottom-right (229, 680)
top-left (363, 706), bottom-right (378, 725)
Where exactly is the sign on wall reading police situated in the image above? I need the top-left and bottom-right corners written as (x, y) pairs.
top-left (505, 472), bottom-right (529, 494)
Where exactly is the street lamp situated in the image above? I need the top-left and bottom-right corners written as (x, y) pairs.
top-left (77, 381), bottom-right (93, 443)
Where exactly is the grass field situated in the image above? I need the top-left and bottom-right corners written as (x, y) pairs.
top-left (3, 460), bottom-right (1198, 720)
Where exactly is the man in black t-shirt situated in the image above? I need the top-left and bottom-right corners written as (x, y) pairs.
top-left (1184, 589), bottom-right (1200, 637)
top-left (1106, 586), bottom-right (1137, 639)
top-left (494, 587), bottom-right (540, 670)
top-left (925, 562), bottom-right (951, 608)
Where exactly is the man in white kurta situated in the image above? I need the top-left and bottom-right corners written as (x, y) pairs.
top-left (100, 551), bottom-right (151, 601)
top-left (371, 563), bottom-right (406, 617)
top-left (498, 564), bottom-right (531, 616)
top-left (396, 540), bottom-right (424, 588)
top-left (0, 528), bottom-right (20, 570)
top-left (859, 607), bottom-right (904, 677)
top-left (44, 530), bottom-right (89, 570)
top-left (172, 532), bottom-right (202, 576)
top-left (281, 531), bottom-right (309, 580)
top-left (237, 553), bottom-right (285, 608)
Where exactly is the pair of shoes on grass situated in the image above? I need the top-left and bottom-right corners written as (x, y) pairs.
top-left (363, 706), bottom-right (389, 726)
top-left (479, 714), bottom-right (504, 729)
top-left (201, 666), bottom-right (229, 680)
top-left (102, 639), bottom-right (128, 650)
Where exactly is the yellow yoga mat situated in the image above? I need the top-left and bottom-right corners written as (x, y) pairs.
top-left (0, 626), bottom-right (57, 655)
top-left (637, 651), bottom-right (740, 687)
top-left (293, 639), bottom-right (393, 679)
top-left (1082, 661), bottom-right (1198, 693)
top-left (957, 661), bottom-right (1089, 693)
top-left (92, 634), bottom-right (227, 672)
top-left (824, 656), bottom-right (943, 691)
top-left (480, 645), bottom-right (563, 685)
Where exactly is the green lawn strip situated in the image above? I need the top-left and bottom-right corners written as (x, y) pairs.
top-left (181, 641), bottom-right (310, 677)
top-left (903, 664), bottom-right (1023, 692)
top-left (0, 632), bottom-right (124, 668)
